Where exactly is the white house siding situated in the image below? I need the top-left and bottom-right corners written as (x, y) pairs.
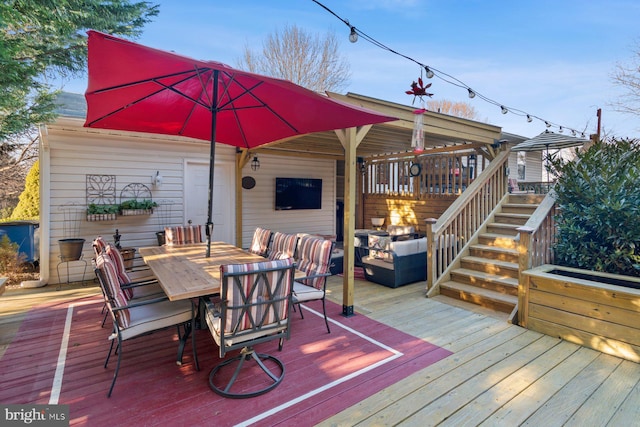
top-left (507, 150), bottom-right (544, 183)
top-left (240, 153), bottom-right (337, 249)
top-left (525, 151), bottom-right (544, 182)
top-left (43, 118), bottom-right (235, 284)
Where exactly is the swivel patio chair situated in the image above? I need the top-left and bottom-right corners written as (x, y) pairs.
top-left (292, 236), bottom-right (334, 334)
top-left (204, 258), bottom-right (295, 398)
top-left (266, 231), bottom-right (298, 260)
top-left (95, 253), bottom-right (198, 397)
top-left (247, 227), bottom-right (272, 257)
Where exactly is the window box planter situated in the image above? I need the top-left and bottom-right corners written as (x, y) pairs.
top-left (519, 264), bottom-right (640, 362)
top-left (87, 213), bottom-right (117, 221)
top-left (120, 208), bottom-right (154, 216)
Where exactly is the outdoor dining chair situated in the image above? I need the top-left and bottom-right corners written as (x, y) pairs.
top-left (247, 227), bottom-right (272, 257)
top-left (204, 258), bottom-right (295, 398)
top-left (266, 231), bottom-right (298, 260)
top-left (292, 236), bottom-right (335, 334)
top-left (164, 225), bottom-right (204, 245)
top-left (95, 253), bottom-right (198, 397)
top-left (93, 237), bottom-right (163, 327)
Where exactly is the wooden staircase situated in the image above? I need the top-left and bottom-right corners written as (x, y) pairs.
top-left (439, 193), bottom-right (545, 313)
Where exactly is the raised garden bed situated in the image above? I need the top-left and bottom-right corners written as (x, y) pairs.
top-left (519, 264), bottom-right (640, 362)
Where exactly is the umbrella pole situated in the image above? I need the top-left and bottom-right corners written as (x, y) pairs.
top-left (206, 70), bottom-right (220, 257)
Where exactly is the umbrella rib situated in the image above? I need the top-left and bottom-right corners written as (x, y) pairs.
top-left (215, 71), bottom-right (301, 143)
top-left (86, 68), bottom-right (215, 127)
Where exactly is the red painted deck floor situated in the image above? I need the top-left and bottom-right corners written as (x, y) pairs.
top-left (0, 296), bottom-right (451, 426)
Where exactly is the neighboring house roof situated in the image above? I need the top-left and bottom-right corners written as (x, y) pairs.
top-left (53, 92), bottom-right (86, 118)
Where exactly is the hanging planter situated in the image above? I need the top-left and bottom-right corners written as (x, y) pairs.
top-left (119, 183), bottom-right (156, 216)
top-left (119, 199), bottom-right (157, 216)
top-left (86, 204), bottom-right (119, 221)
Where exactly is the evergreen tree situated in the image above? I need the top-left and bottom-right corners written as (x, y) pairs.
top-left (11, 160), bottom-right (39, 220)
top-left (0, 1), bottom-right (160, 141)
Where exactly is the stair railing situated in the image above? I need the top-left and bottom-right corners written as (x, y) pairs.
top-left (425, 150), bottom-right (510, 293)
top-left (515, 191), bottom-right (557, 323)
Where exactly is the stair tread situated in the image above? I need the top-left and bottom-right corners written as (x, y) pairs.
top-left (451, 267), bottom-right (519, 286)
top-left (470, 243), bottom-right (519, 255)
top-left (503, 203), bottom-right (540, 208)
top-left (490, 222), bottom-right (520, 228)
top-left (462, 255), bottom-right (518, 270)
top-left (441, 280), bottom-right (518, 304)
top-left (495, 212), bottom-right (531, 218)
top-left (480, 232), bottom-right (518, 240)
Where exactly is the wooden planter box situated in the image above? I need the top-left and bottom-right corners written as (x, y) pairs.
top-left (87, 213), bottom-right (117, 221)
top-left (519, 264), bottom-right (640, 362)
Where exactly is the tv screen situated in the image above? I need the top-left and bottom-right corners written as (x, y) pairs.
top-left (275, 177), bottom-right (322, 210)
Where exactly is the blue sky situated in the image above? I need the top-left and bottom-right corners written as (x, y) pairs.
top-left (60, 0), bottom-right (640, 139)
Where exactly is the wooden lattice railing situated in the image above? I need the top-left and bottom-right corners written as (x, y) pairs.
top-left (424, 150), bottom-right (510, 291)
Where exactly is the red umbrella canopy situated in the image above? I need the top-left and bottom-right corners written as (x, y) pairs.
top-left (84, 30), bottom-right (396, 148)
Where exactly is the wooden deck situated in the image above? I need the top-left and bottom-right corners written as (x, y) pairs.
top-left (1, 277), bottom-right (639, 426)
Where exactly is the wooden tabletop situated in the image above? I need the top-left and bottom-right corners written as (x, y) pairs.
top-left (139, 242), bottom-right (268, 301)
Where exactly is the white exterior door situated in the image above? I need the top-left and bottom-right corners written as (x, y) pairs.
top-left (185, 161), bottom-right (233, 244)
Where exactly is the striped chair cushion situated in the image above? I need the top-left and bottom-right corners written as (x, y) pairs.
top-left (296, 237), bottom-right (333, 290)
top-left (221, 258), bottom-right (293, 335)
top-left (96, 254), bottom-right (130, 328)
top-left (93, 236), bottom-right (107, 255)
top-left (267, 232), bottom-right (297, 260)
top-left (165, 225), bottom-right (203, 245)
top-left (248, 227), bottom-right (272, 256)
top-left (105, 244), bottom-right (133, 299)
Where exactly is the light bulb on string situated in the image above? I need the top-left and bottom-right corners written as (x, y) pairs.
top-left (501, 106), bottom-right (508, 114)
top-left (467, 89), bottom-right (476, 99)
top-left (425, 66), bottom-right (434, 78)
top-left (349, 27), bottom-right (358, 43)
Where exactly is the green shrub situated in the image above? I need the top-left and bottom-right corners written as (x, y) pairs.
top-left (0, 235), bottom-right (26, 280)
top-left (549, 139), bottom-right (640, 277)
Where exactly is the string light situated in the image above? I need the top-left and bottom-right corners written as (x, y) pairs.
top-left (349, 27), bottom-right (358, 43)
top-left (311, 0), bottom-right (585, 136)
top-left (425, 66), bottom-right (435, 79)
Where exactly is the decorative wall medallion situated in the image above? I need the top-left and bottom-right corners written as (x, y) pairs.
top-left (242, 176), bottom-right (256, 189)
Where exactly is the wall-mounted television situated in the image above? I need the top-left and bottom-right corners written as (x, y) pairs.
top-left (275, 177), bottom-right (322, 210)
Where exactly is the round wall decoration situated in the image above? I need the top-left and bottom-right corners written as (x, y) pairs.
top-left (242, 176), bottom-right (256, 189)
top-left (409, 163), bottom-right (422, 177)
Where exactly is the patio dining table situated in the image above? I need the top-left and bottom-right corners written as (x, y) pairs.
top-left (139, 242), bottom-right (269, 301)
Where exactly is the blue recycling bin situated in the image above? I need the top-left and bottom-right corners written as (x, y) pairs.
top-left (0, 220), bottom-right (40, 264)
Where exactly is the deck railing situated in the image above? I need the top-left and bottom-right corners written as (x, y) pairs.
top-left (363, 151), bottom-right (488, 199)
top-left (516, 191), bottom-right (557, 279)
top-left (424, 150), bottom-right (510, 291)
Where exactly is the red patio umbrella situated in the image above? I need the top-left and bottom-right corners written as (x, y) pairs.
top-left (84, 31), bottom-right (396, 256)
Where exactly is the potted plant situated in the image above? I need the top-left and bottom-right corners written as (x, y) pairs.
top-left (87, 204), bottom-right (119, 221)
top-left (119, 199), bottom-right (157, 216)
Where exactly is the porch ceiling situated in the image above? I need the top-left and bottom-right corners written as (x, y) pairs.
top-left (257, 92), bottom-right (503, 160)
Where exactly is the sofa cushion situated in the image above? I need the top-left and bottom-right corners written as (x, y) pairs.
top-left (389, 237), bottom-right (427, 257)
top-left (386, 225), bottom-right (415, 236)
